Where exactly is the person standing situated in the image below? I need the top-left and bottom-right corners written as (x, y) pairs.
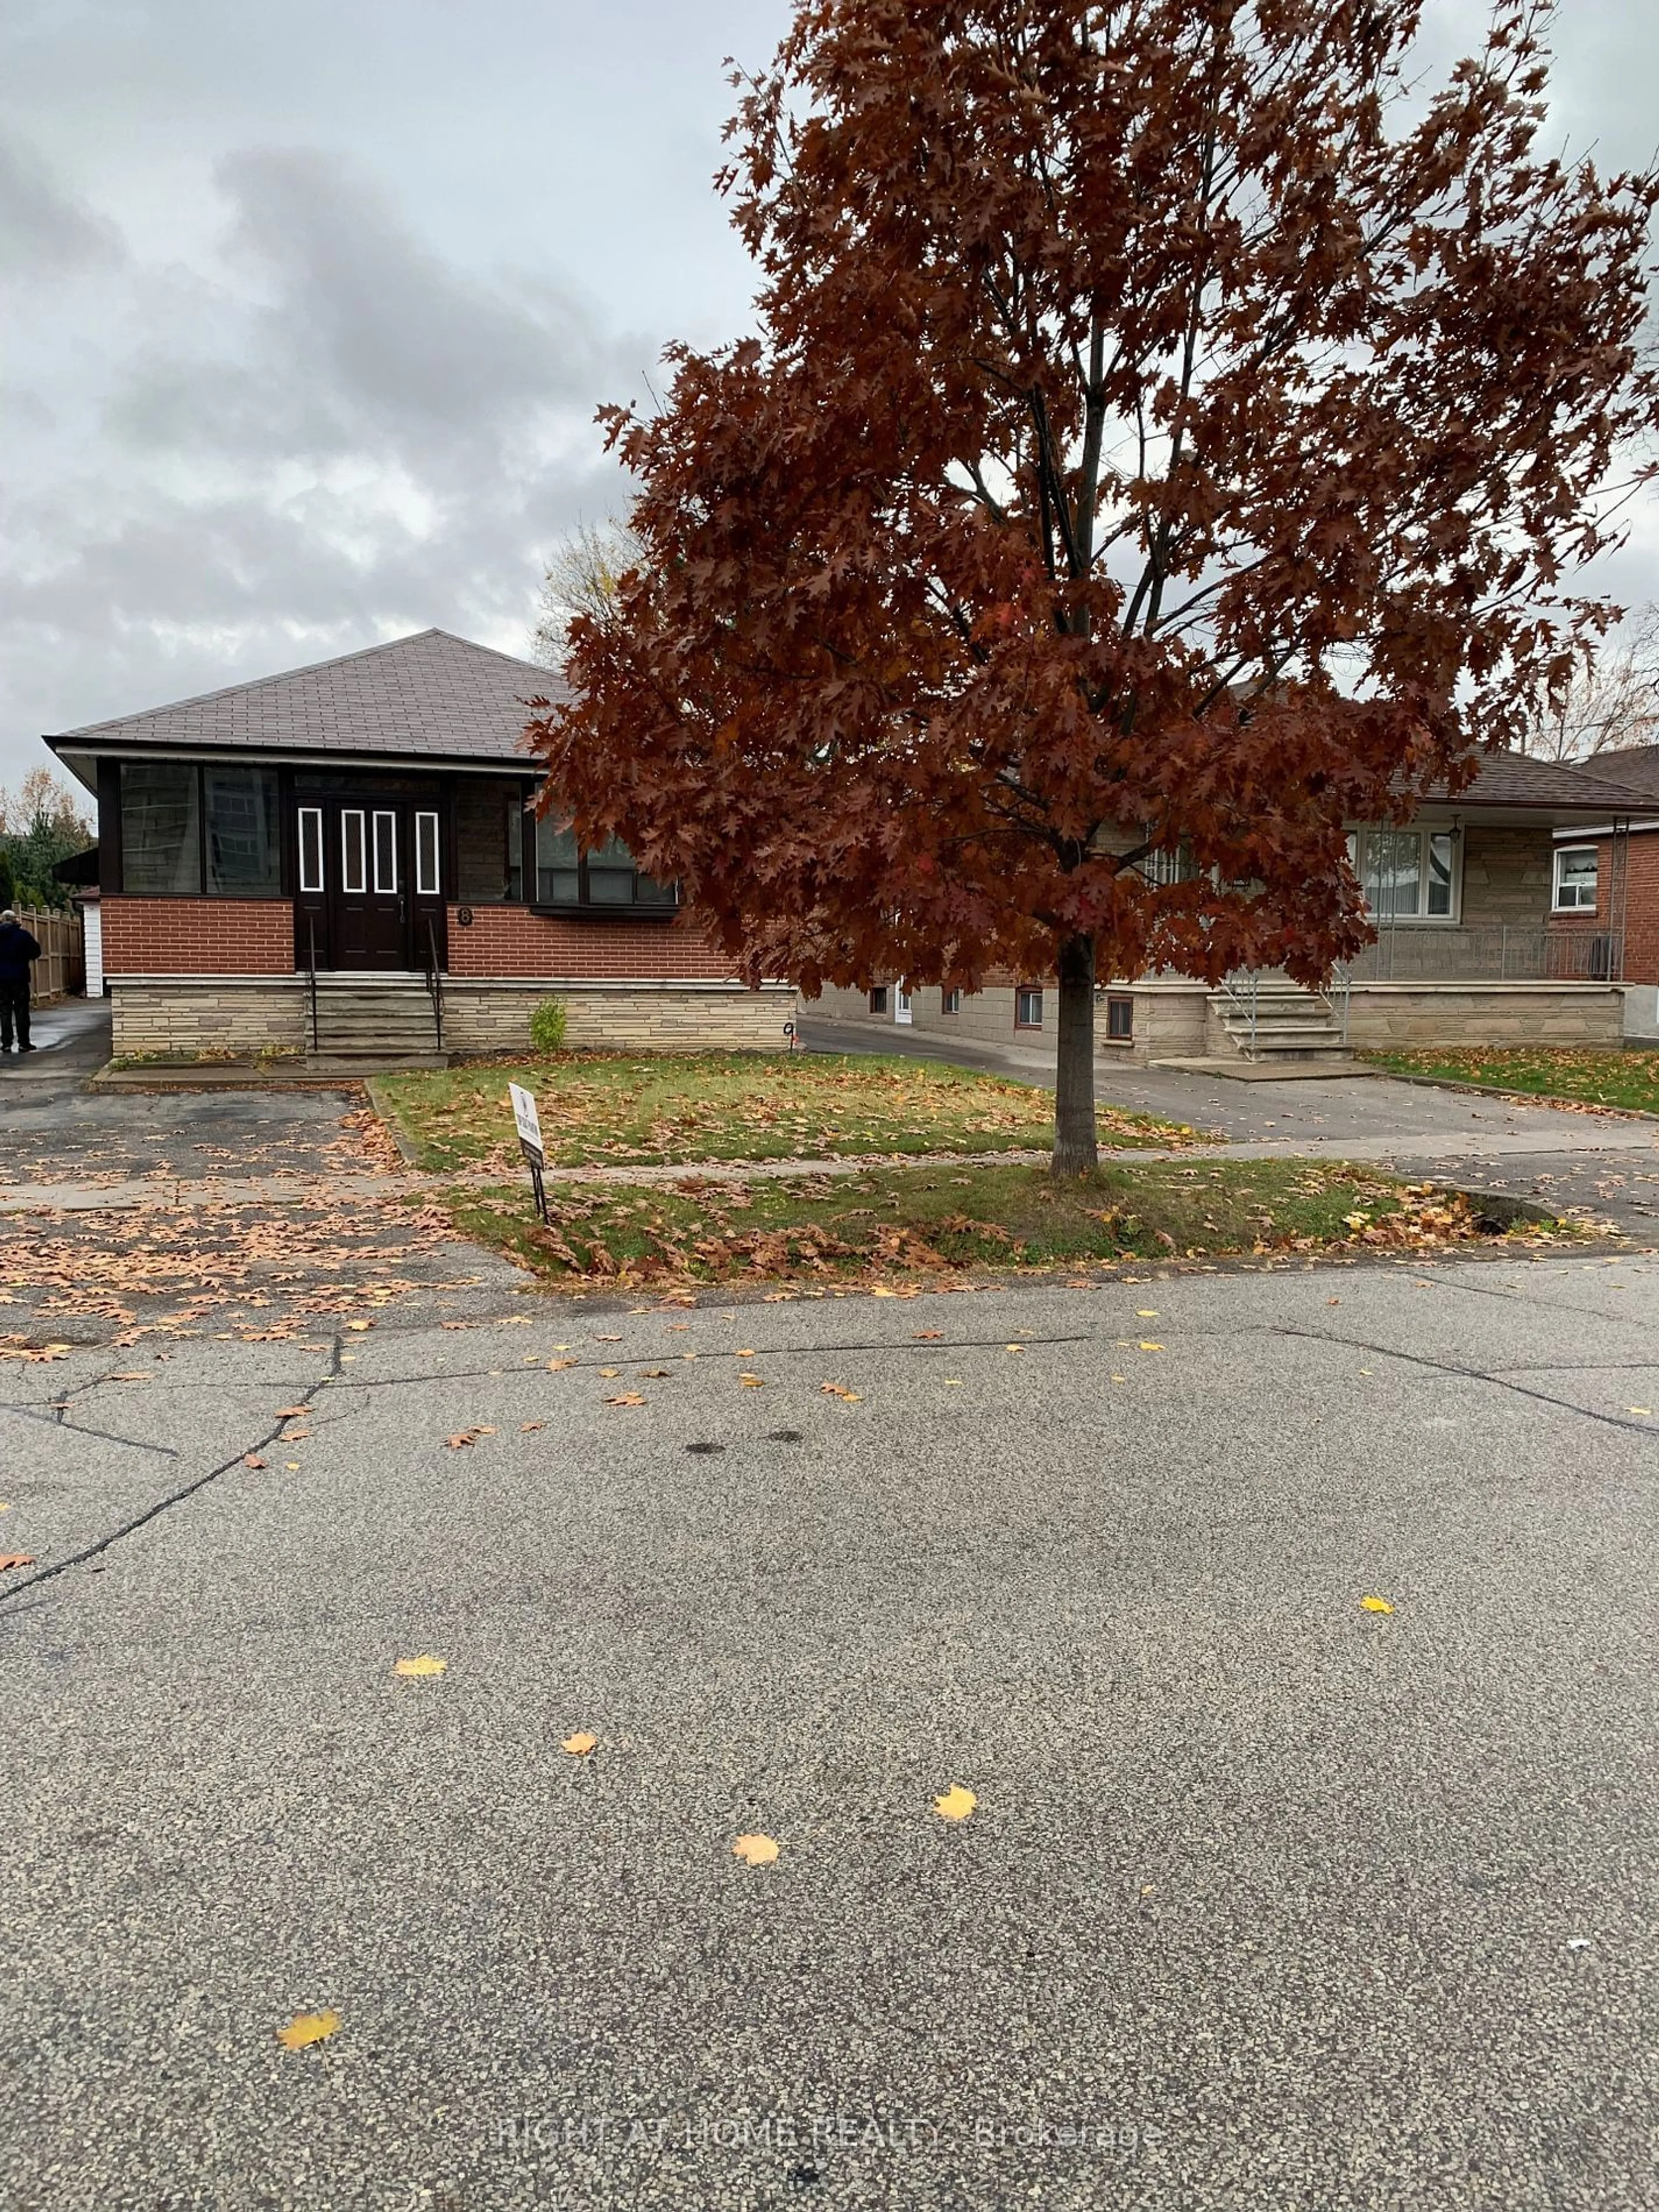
top-left (0, 909), bottom-right (42, 1054)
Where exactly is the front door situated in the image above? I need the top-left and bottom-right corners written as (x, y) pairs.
top-left (294, 797), bottom-right (447, 972)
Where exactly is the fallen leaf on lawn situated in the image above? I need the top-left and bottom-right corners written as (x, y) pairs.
top-left (394, 1655), bottom-right (446, 1677)
top-left (276, 2009), bottom-right (340, 2051)
top-left (561, 1731), bottom-right (598, 1756)
top-left (934, 1786), bottom-right (977, 1822)
top-left (0, 1554), bottom-right (37, 1572)
top-left (244, 1455), bottom-right (267, 1470)
top-left (739, 1374), bottom-right (766, 1388)
top-left (605, 1392), bottom-right (647, 1407)
top-left (913, 1329), bottom-right (944, 1340)
top-left (1360, 1595), bottom-right (1394, 1615)
top-left (732, 1834), bottom-right (779, 1866)
top-left (871, 1287), bottom-right (899, 1298)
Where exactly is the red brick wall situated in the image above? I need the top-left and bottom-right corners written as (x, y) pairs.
top-left (1550, 830), bottom-right (1659, 984)
top-left (445, 905), bottom-right (739, 979)
top-left (102, 897), bottom-right (295, 976)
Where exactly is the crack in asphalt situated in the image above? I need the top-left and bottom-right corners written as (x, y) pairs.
top-left (0, 1400), bottom-right (182, 1458)
top-left (0, 1341), bottom-right (341, 1617)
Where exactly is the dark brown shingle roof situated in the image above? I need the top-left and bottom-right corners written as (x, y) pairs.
top-left (1427, 750), bottom-right (1656, 814)
top-left (46, 629), bottom-right (563, 766)
top-left (1573, 744), bottom-right (1659, 806)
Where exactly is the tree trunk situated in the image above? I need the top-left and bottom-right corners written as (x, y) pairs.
top-left (1052, 934), bottom-right (1098, 1176)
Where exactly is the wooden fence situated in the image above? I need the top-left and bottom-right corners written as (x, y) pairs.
top-left (13, 906), bottom-right (85, 1002)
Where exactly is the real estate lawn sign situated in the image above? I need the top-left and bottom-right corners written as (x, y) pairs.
top-left (509, 1083), bottom-right (550, 1223)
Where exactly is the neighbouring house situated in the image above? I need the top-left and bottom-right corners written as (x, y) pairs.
top-left (43, 629), bottom-right (794, 1063)
top-left (1548, 744), bottom-right (1659, 1022)
top-left (810, 752), bottom-right (1657, 1065)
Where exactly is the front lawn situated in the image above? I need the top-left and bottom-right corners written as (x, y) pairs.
top-left (374, 1050), bottom-right (1197, 1172)
top-left (448, 1159), bottom-right (1544, 1289)
top-left (1366, 1046), bottom-right (1659, 1114)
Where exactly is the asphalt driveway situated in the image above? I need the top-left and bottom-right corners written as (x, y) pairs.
top-left (4, 1253), bottom-right (1656, 2211)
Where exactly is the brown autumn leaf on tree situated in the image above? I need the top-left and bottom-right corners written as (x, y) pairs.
top-left (529, 0), bottom-right (1659, 1173)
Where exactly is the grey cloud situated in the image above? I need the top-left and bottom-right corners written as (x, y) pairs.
top-left (0, 133), bottom-right (123, 278)
top-left (222, 147), bottom-right (609, 433)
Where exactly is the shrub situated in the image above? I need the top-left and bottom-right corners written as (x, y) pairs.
top-left (529, 997), bottom-right (568, 1054)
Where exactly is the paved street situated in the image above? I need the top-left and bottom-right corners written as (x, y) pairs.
top-left (5, 1246), bottom-right (1657, 2211)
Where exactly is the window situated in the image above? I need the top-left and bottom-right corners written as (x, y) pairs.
top-left (868, 985), bottom-right (889, 1015)
top-left (204, 767), bottom-right (279, 896)
top-left (1553, 845), bottom-right (1598, 912)
top-left (1141, 839), bottom-right (1198, 887)
top-left (297, 807), bottom-right (324, 894)
top-left (1105, 993), bottom-right (1134, 1042)
top-left (533, 816), bottom-right (677, 910)
top-left (372, 810), bottom-right (398, 894)
top-left (340, 810), bottom-right (367, 896)
top-left (941, 988), bottom-right (962, 1015)
top-left (455, 781), bottom-right (524, 903)
top-left (1349, 826), bottom-right (1458, 920)
top-left (1015, 985), bottom-right (1044, 1029)
top-left (120, 762), bottom-right (201, 894)
top-left (414, 811), bottom-right (441, 898)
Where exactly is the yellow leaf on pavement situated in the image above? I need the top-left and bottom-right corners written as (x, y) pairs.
top-left (1360, 1595), bottom-right (1394, 1615)
top-left (344, 1320), bottom-right (373, 1332)
top-left (1005, 1344), bottom-right (1025, 1354)
top-left (732, 1834), bottom-right (779, 1866)
top-left (605, 1392), bottom-right (647, 1407)
top-left (561, 1732), bottom-right (598, 1756)
top-left (1136, 1310), bottom-right (1159, 1319)
top-left (394, 1655), bottom-right (447, 1677)
top-left (739, 1374), bottom-right (766, 1388)
top-left (934, 1786), bottom-right (977, 1822)
top-left (277, 2009), bottom-right (341, 2051)
top-left (1139, 1341), bottom-right (1164, 1352)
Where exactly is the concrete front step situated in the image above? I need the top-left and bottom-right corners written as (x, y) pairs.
top-left (304, 1052), bottom-right (450, 1072)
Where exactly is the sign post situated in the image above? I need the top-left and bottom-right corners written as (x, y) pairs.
top-left (509, 1082), bottom-right (549, 1223)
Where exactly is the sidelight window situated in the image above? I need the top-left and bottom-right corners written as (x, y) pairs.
top-left (340, 810), bottom-right (367, 896)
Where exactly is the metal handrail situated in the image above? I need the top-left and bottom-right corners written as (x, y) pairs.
top-left (306, 917), bottom-right (320, 1053)
top-left (423, 913), bottom-right (444, 1052)
top-left (1219, 969), bottom-right (1260, 1058)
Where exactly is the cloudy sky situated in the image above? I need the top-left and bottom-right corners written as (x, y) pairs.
top-left (3, 0), bottom-right (1655, 784)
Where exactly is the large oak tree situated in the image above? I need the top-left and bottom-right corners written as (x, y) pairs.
top-left (530, 0), bottom-right (1658, 1171)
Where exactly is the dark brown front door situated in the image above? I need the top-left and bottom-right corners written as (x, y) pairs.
top-left (293, 797), bottom-right (447, 972)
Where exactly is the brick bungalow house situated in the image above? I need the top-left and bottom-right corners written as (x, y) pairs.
top-left (810, 752), bottom-right (1654, 1065)
top-left (1548, 744), bottom-right (1659, 1018)
top-left (44, 629), bottom-right (793, 1062)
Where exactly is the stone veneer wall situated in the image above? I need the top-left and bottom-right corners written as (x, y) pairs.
top-left (442, 980), bottom-right (797, 1054)
top-left (110, 978), bottom-right (310, 1056)
top-left (108, 976), bottom-right (797, 1057)
top-left (1343, 982), bottom-right (1624, 1048)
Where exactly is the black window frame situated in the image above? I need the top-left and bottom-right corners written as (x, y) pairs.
top-left (868, 985), bottom-right (890, 1015)
top-left (113, 759), bottom-right (283, 900)
top-left (530, 814), bottom-right (680, 920)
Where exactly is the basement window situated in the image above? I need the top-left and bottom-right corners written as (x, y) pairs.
top-left (1104, 994), bottom-right (1135, 1042)
top-left (1014, 985), bottom-right (1044, 1029)
top-left (868, 985), bottom-right (889, 1015)
top-left (941, 987), bottom-right (962, 1015)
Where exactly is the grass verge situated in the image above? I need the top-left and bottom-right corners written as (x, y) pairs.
top-left (375, 1050), bottom-right (1197, 1171)
top-left (1365, 1045), bottom-right (1659, 1114)
top-left (445, 1159), bottom-right (1560, 1290)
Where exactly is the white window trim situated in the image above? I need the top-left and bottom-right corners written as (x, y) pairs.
top-left (1348, 825), bottom-right (1462, 926)
top-left (372, 810), bottom-right (398, 895)
top-left (1552, 844), bottom-right (1599, 913)
top-left (414, 810), bottom-right (441, 898)
top-left (297, 807), bottom-right (324, 895)
top-left (340, 809), bottom-right (367, 896)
